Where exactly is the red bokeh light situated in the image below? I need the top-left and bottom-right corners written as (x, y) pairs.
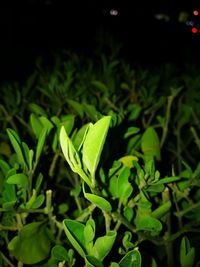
top-left (192, 27), bottom-right (198, 33)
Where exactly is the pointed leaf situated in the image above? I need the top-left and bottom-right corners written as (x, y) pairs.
top-left (63, 219), bottom-right (86, 258)
top-left (35, 128), bottom-right (47, 164)
top-left (82, 116), bottom-right (111, 177)
top-left (7, 173), bottom-right (28, 189)
top-left (84, 193), bottom-right (112, 212)
top-left (92, 231), bottom-right (117, 261)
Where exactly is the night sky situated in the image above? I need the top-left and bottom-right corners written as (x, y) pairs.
top-left (0, 0), bottom-right (199, 81)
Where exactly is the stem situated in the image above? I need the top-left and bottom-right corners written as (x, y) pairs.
top-left (0, 252), bottom-right (15, 267)
top-left (103, 211), bottom-right (111, 233)
top-left (191, 126), bottom-right (200, 151)
top-left (76, 204), bottom-right (96, 222)
top-left (175, 201), bottom-right (200, 218)
top-left (112, 212), bottom-right (137, 233)
top-left (48, 152), bottom-right (60, 178)
top-left (160, 95), bottom-right (173, 148)
top-left (44, 190), bottom-right (55, 233)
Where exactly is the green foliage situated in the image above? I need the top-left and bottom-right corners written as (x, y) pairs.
top-left (0, 49), bottom-right (200, 267)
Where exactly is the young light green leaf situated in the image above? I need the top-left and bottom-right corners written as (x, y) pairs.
top-left (84, 193), bottom-right (112, 212)
top-left (119, 248), bottom-right (141, 267)
top-left (7, 173), bottom-right (28, 189)
top-left (73, 123), bottom-right (92, 151)
top-left (82, 116), bottom-right (111, 177)
top-left (135, 215), bottom-right (162, 232)
top-left (31, 194), bottom-right (45, 209)
top-left (8, 221), bottom-right (51, 264)
top-left (60, 114), bottom-right (75, 136)
top-left (60, 126), bottom-right (91, 187)
top-left (141, 127), bottom-right (161, 162)
top-left (84, 219), bottom-right (96, 244)
top-left (92, 231), bottom-right (117, 261)
top-left (63, 219), bottom-right (86, 258)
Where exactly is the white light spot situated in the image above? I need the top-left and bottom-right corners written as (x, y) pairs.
top-left (110, 9), bottom-right (118, 16)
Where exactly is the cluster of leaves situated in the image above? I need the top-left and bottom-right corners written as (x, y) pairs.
top-left (0, 50), bottom-right (200, 267)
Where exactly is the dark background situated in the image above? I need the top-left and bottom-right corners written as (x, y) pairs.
top-left (0, 0), bottom-right (199, 81)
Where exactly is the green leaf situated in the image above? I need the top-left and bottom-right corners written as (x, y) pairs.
top-left (29, 103), bottom-right (47, 116)
top-left (67, 99), bottom-right (84, 118)
top-left (8, 222), bottom-right (51, 264)
top-left (7, 128), bottom-right (27, 168)
top-left (60, 126), bottom-right (91, 187)
top-left (73, 123), bottom-right (91, 151)
top-left (141, 127), bottom-right (160, 161)
top-left (84, 193), bottom-right (112, 212)
top-left (180, 237), bottom-right (195, 267)
top-left (0, 159), bottom-right (10, 175)
top-left (30, 113), bottom-right (43, 138)
top-left (35, 128), bottom-right (47, 165)
top-left (92, 231), bottom-right (117, 261)
top-left (51, 245), bottom-right (69, 261)
top-left (85, 255), bottom-right (104, 267)
top-left (124, 127), bottom-right (140, 139)
top-left (117, 167), bottom-right (133, 202)
top-left (7, 173), bottom-right (28, 189)
top-left (135, 215), bottom-right (162, 232)
top-left (155, 176), bottom-right (181, 185)
top-left (60, 114), bottom-right (75, 136)
top-left (31, 194), bottom-right (45, 209)
top-left (84, 219), bottom-right (96, 243)
top-left (151, 201), bottom-right (171, 219)
top-left (82, 116), bottom-right (111, 177)
top-left (63, 219), bottom-right (86, 258)
top-left (119, 248), bottom-right (141, 267)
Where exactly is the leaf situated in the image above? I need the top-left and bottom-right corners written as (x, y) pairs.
top-left (31, 194), bottom-right (45, 209)
top-left (60, 114), bottom-right (75, 136)
top-left (29, 103), bottom-right (47, 116)
top-left (84, 219), bottom-right (96, 244)
top-left (151, 201), bottom-right (171, 219)
top-left (67, 99), bottom-right (84, 118)
top-left (117, 167), bottom-right (133, 202)
top-left (63, 219), bottom-right (86, 258)
top-left (180, 237), bottom-right (195, 267)
top-left (35, 128), bottom-right (47, 165)
top-left (73, 123), bottom-right (91, 151)
top-left (0, 159), bottom-right (10, 175)
top-left (60, 126), bottom-right (91, 187)
top-left (6, 128), bottom-right (27, 168)
top-left (124, 127), bottom-right (140, 139)
top-left (92, 231), bottom-right (117, 261)
top-left (155, 176), bottom-right (181, 185)
top-left (141, 127), bottom-right (160, 161)
top-left (8, 222), bottom-right (51, 264)
top-left (7, 173), bottom-right (28, 189)
top-left (51, 245), bottom-right (69, 261)
top-left (119, 248), bottom-right (141, 267)
top-left (84, 193), bottom-right (112, 212)
top-left (135, 215), bottom-right (162, 232)
top-left (82, 116), bottom-right (111, 177)
top-left (85, 255), bottom-right (104, 267)
top-left (30, 113), bottom-right (43, 138)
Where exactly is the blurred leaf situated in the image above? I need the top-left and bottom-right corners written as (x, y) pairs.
top-left (8, 222), bottom-right (51, 264)
top-left (180, 237), bottom-right (195, 267)
top-left (29, 103), bottom-right (47, 116)
top-left (51, 245), bottom-right (69, 261)
top-left (35, 128), bottom-right (47, 165)
top-left (7, 173), bottom-right (28, 189)
top-left (124, 127), bottom-right (140, 139)
top-left (141, 127), bottom-right (160, 161)
top-left (67, 99), bottom-right (84, 118)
